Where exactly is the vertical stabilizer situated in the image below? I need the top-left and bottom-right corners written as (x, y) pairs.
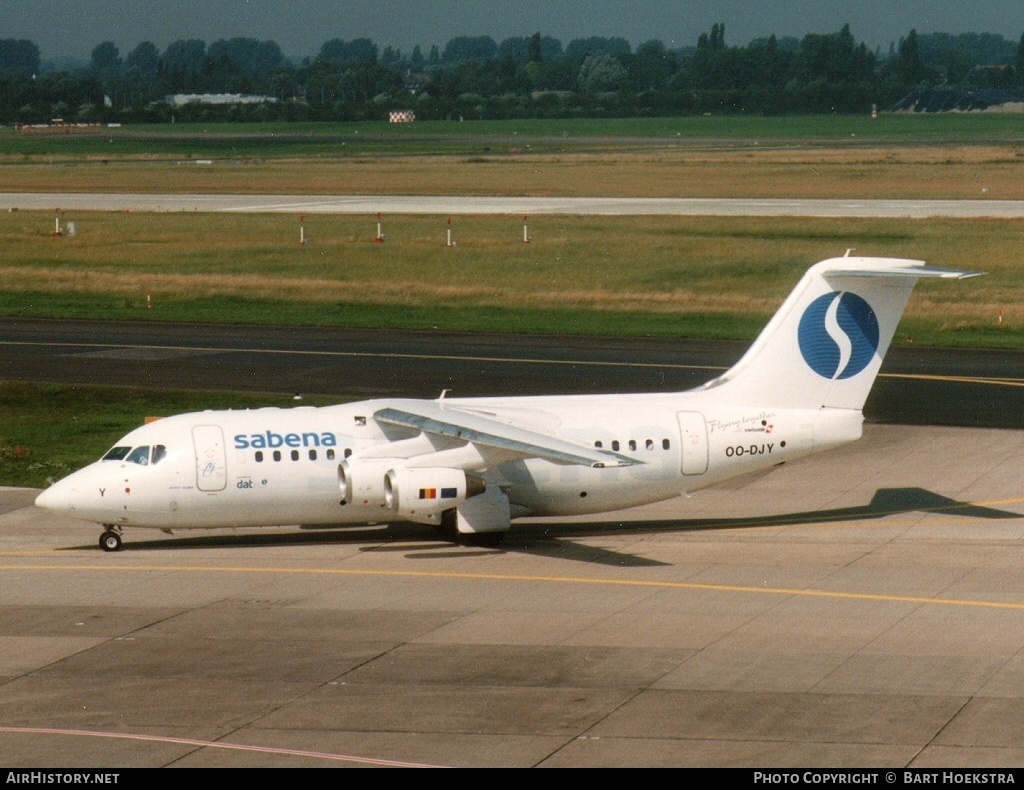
top-left (701, 256), bottom-right (979, 411)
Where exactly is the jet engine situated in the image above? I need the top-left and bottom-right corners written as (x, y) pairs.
top-left (384, 467), bottom-right (486, 523)
top-left (338, 458), bottom-right (396, 507)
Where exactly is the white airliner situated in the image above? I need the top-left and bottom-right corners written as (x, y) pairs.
top-left (35, 255), bottom-right (978, 551)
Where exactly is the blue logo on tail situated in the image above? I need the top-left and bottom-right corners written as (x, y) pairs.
top-left (798, 292), bottom-right (879, 379)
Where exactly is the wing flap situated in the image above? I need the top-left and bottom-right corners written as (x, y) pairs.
top-left (374, 403), bottom-right (641, 468)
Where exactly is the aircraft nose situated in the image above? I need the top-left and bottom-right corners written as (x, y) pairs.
top-left (35, 481), bottom-right (74, 514)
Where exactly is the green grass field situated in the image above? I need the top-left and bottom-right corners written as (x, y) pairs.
top-left (1, 117), bottom-right (1019, 347)
top-left (6, 115), bottom-right (1024, 159)
top-left (6, 115), bottom-right (1024, 199)
top-left (0, 210), bottom-right (1015, 346)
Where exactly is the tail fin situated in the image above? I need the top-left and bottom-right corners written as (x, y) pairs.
top-left (701, 256), bottom-right (981, 411)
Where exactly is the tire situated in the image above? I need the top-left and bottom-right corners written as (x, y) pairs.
top-left (431, 509), bottom-right (459, 542)
top-left (464, 531), bottom-right (505, 548)
top-left (99, 531), bottom-right (122, 552)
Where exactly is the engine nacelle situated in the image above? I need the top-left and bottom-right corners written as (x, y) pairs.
top-left (384, 467), bottom-right (486, 523)
top-left (338, 458), bottom-right (396, 507)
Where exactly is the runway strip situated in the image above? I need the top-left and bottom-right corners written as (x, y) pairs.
top-left (5, 192), bottom-right (1024, 217)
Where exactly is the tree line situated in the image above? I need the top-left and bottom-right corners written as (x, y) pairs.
top-left (2, 24), bottom-right (1023, 124)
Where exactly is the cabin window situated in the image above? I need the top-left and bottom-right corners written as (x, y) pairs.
top-left (355, 416), bottom-right (366, 426)
top-left (646, 439), bottom-right (654, 451)
top-left (102, 446), bottom-right (132, 462)
top-left (628, 440), bottom-right (637, 451)
top-left (344, 448), bottom-right (352, 458)
top-left (663, 439), bottom-right (671, 450)
top-left (611, 440), bottom-right (619, 451)
top-left (327, 449), bottom-right (336, 460)
top-left (273, 450), bottom-right (281, 462)
top-left (255, 451), bottom-right (264, 463)
top-left (594, 440), bottom-right (603, 449)
top-left (291, 450), bottom-right (300, 461)
top-left (309, 449), bottom-right (317, 461)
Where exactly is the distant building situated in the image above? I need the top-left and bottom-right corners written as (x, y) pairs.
top-left (892, 88), bottom-right (1024, 113)
top-left (166, 94), bottom-right (277, 106)
top-left (389, 110), bottom-right (416, 123)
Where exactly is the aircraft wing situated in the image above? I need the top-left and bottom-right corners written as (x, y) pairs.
top-left (373, 402), bottom-right (641, 468)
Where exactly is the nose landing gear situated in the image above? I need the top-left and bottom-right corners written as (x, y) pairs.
top-left (99, 527), bottom-right (122, 552)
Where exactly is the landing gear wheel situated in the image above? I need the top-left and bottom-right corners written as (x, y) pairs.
top-left (432, 509), bottom-right (459, 542)
top-left (99, 530), bottom-right (122, 552)
top-left (432, 510), bottom-right (506, 547)
top-left (464, 531), bottom-right (506, 548)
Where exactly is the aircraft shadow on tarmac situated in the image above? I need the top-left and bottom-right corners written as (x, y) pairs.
top-left (57, 487), bottom-right (1023, 568)
top-left (531, 486), bottom-right (1023, 540)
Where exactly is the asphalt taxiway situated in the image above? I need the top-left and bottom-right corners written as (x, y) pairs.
top-left (2, 318), bottom-right (1023, 428)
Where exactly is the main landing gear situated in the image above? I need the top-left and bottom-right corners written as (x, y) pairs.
top-left (432, 509), bottom-right (506, 547)
top-left (99, 527), bottom-right (123, 552)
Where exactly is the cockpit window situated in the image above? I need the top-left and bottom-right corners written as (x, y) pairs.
top-left (125, 446), bottom-right (151, 465)
top-left (103, 445), bottom-right (166, 465)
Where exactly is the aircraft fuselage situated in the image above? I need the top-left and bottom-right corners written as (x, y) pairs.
top-left (37, 393), bottom-right (858, 532)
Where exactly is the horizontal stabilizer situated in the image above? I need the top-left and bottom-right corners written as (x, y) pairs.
top-left (375, 402), bottom-right (641, 468)
top-left (825, 265), bottom-right (984, 280)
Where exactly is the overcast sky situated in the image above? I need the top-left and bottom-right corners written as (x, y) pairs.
top-left (7, 0), bottom-right (1024, 61)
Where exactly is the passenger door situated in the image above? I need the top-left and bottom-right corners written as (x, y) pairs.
top-left (193, 425), bottom-right (227, 491)
top-left (676, 412), bottom-right (708, 475)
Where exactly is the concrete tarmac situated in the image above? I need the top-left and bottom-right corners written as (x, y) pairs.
top-left (3, 423), bottom-right (1024, 768)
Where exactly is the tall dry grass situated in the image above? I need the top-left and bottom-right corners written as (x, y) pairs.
top-left (0, 211), bottom-right (1018, 332)
top-left (3, 145), bottom-right (1024, 199)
